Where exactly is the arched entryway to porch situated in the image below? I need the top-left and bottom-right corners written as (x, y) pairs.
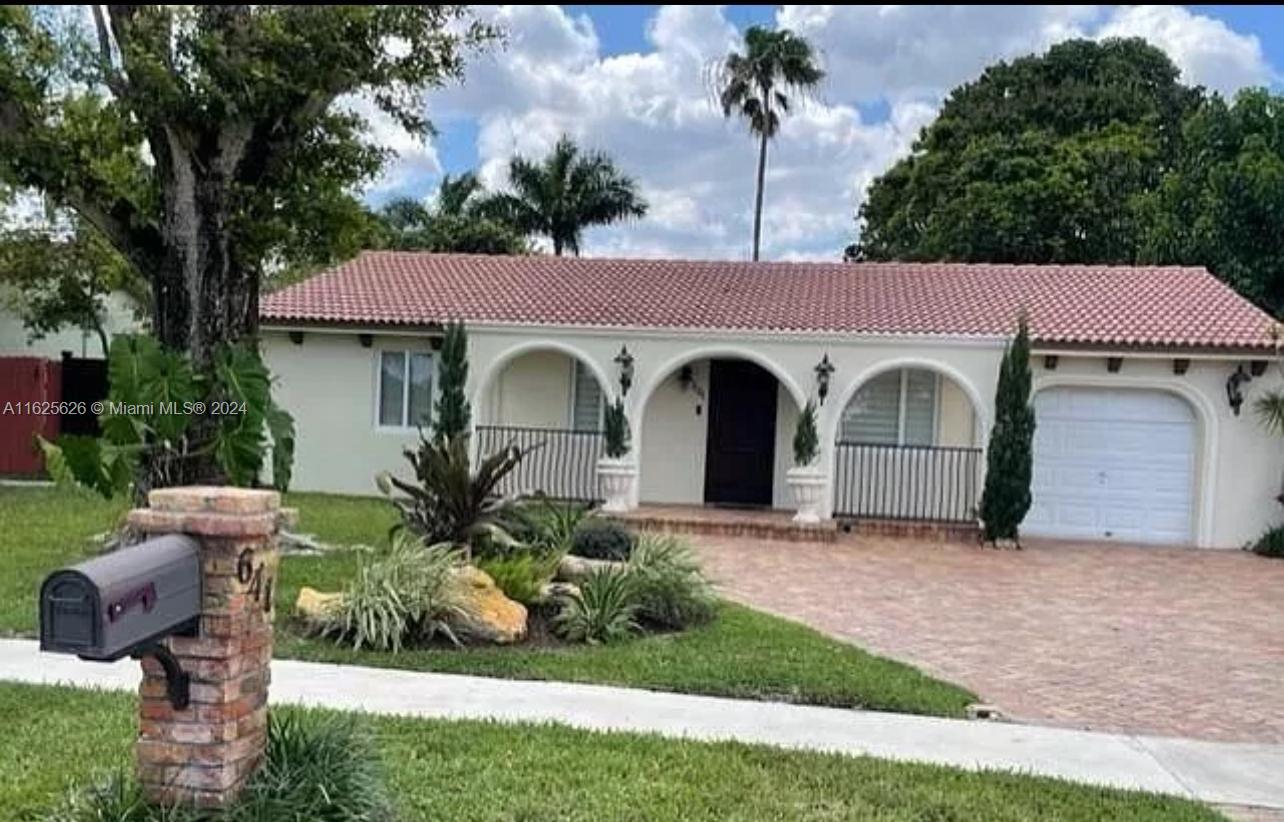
top-left (831, 363), bottom-right (985, 523)
top-left (474, 343), bottom-right (610, 502)
top-left (636, 352), bottom-right (805, 509)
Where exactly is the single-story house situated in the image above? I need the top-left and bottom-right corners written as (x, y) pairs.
top-left (260, 251), bottom-right (1284, 549)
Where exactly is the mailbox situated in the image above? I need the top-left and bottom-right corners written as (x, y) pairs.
top-left (40, 534), bottom-right (201, 662)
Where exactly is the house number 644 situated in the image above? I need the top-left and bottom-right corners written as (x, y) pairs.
top-left (236, 548), bottom-right (274, 614)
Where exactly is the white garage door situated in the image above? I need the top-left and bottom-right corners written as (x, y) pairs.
top-left (1025, 387), bottom-right (1196, 545)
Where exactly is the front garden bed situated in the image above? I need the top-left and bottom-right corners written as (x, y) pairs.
top-left (1, 485), bottom-right (974, 717)
top-left (0, 682), bottom-right (1219, 821)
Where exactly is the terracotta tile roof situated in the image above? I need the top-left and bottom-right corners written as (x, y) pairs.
top-left (261, 252), bottom-right (1280, 352)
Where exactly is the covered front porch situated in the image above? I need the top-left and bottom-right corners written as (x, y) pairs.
top-left (469, 334), bottom-right (991, 531)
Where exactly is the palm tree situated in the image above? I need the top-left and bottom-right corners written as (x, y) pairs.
top-left (480, 135), bottom-right (647, 256)
top-left (714, 26), bottom-right (824, 261)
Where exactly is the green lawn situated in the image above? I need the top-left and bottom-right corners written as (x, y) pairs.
top-left (0, 682), bottom-right (1220, 822)
top-left (2, 485), bottom-right (973, 717)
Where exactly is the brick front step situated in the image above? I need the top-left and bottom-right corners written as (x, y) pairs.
top-left (839, 518), bottom-right (981, 544)
top-left (611, 506), bottom-right (838, 544)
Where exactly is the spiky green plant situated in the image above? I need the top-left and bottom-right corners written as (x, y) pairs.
top-left (307, 532), bottom-right (466, 652)
top-left (552, 564), bottom-right (641, 644)
top-left (476, 552), bottom-right (561, 606)
top-left (628, 533), bottom-right (717, 629)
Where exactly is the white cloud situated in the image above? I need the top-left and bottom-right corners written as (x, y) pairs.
top-left (1096, 5), bottom-right (1275, 94)
top-left (386, 4), bottom-right (1278, 260)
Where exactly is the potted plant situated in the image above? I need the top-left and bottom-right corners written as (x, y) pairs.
top-left (597, 398), bottom-right (637, 512)
top-left (787, 399), bottom-right (826, 524)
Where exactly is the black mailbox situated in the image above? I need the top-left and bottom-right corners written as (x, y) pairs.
top-left (40, 534), bottom-right (201, 662)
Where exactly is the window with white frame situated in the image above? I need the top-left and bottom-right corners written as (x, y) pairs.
top-left (840, 369), bottom-right (938, 445)
top-left (377, 350), bottom-right (434, 428)
top-left (569, 360), bottom-right (604, 432)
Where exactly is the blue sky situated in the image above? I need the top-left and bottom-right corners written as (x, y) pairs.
top-left (373, 5), bottom-right (1284, 261)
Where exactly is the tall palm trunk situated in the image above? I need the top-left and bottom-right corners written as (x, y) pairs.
top-left (752, 129), bottom-right (768, 262)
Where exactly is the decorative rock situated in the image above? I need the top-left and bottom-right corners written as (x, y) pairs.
top-left (295, 587), bottom-right (343, 622)
top-left (537, 581), bottom-right (581, 605)
top-left (446, 567), bottom-right (527, 645)
top-left (556, 554), bottom-right (626, 583)
top-left (967, 703), bottom-right (1005, 721)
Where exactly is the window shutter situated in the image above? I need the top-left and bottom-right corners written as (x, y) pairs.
top-left (571, 361), bottom-right (603, 432)
top-left (407, 353), bottom-right (434, 428)
top-left (840, 370), bottom-right (900, 444)
top-left (378, 351), bottom-right (405, 427)
top-left (902, 369), bottom-right (937, 446)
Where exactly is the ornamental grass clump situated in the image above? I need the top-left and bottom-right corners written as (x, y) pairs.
top-left (551, 564), bottom-right (641, 644)
top-left (307, 532), bottom-right (466, 652)
top-left (627, 533), bottom-right (717, 630)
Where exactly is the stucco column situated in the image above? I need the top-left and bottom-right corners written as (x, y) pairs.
top-left (127, 486), bottom-right (281, 808)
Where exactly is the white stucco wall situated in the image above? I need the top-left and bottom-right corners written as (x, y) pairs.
top-left (264, 321), bottom-right (1283, 549)
top-left (0, 290), bottom-right (142, 359)
top-left (262, 330), bottom-right (434, 496)
top-left (488, 350), bottom-right (572, 428)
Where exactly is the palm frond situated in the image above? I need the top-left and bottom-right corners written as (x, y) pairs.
top-left (1255, 390), bottom-right (1284, 436)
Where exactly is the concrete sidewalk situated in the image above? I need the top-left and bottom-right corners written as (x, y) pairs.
top-left (1, 638), bottom-right (1280, 811)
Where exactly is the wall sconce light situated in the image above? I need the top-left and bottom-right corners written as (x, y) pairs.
top-left (678, 364), bottom-right (705, 415)
top-left (1226, 364), bottom-right (1252, 416)
top-left (814, 354), bottom-right (835, 404)
top-left (615, 346), bottom-right (635, 396)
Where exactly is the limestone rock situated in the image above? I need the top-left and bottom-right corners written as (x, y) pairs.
top-left (555, 554), bottom-right (626, 583)
top-left (537, 580), bottom-right (581, 605)
top-left (447, 566), bottom-right (528, 645)
top-left (295, 586), bottom-right (344, 621)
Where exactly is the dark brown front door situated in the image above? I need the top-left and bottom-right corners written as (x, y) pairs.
top-left (704, 359), bottom-right (777, 506)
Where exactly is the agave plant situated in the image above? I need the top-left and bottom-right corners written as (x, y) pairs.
top-left (378, 432), bottom-right (529, 560)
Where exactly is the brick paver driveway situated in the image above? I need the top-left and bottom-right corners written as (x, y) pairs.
top-left (694, 535), bottom-right (1284, 743)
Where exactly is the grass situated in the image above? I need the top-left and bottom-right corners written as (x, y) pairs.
top-left (3, 486), bottom-right (974, 717)
top-left (0, 682), bottom-right (1221, 822)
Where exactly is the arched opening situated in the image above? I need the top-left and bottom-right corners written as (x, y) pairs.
top-left (475, 346), bottom-right (609, 502)
top-left (638, 354), bottom-right (803, 509)
top-left (832, 365), bottom-right (984, 523)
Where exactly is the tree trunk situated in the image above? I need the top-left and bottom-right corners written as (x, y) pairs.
top-left (139, 125), bottom-right (259, 495)
top-left (552, 235), bottom-right (563, 256)
top-left (752, 130), bottom-right (769, 262)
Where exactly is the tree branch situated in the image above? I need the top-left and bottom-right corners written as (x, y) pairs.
top-left (90, 5), bottom-right (129, 100)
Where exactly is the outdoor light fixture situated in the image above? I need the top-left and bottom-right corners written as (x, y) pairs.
top-left (1226, 364), bottom-right (1252, 416)
top-left (814, 354), bottom-right (835, 404)
top-left (615, 345), bottom-right (635, 396)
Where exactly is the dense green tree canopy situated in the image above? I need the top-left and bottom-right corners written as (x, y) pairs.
top-left (853, 37), bottom-right (1284, 317)
top-left (376, 172), bottom-right (528, 255)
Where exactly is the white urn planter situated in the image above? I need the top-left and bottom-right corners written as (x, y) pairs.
top-left (787, 466), bottom-right (827, 524)
top-left (597, 457), bottom-right (638, 513)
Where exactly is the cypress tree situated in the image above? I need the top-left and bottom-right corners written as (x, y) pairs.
top-left (979, 314), bottom-right (1036, 544)
top-left (433, 321), bottom-right (471, 441)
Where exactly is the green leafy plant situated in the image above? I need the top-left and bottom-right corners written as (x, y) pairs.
top-left (979, 314), bottom-right (1036, 543)
top-left (433, 321), bottom-right (471, 441)
top-left (37, 333), bottom-right (295, 498)
top-left (602, 397), bottom-right (630, 458)
top-left (511, 496), bottom-right (590, 554)
top-left (792, 399), bottom-right (819, 466)
top-left (552, 564), bottom-right (641, 644)
top-left (378, 432), bottom-right (528, 560)
top-left (306, 532), bottom-right (466, 652)
top-left (1250, 525), bottom-right (1284, 558)
top-left (42, 711), bottom-right (393, 821)
top-left (570, 518), bottom-right (636, 561)
top-left (628, 534), bottom-right (717, 630)
top-left (477, 552), bottom-right (561, 606)
top-left (1255, 390), bottom-right (1284, 437)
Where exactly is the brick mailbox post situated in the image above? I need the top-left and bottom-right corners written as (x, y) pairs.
top-left (126, 486), bottom-right (282, 808)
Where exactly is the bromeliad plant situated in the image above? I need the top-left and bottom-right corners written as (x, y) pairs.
top-left (38, 333), bottom-right (294, 499)
top-left (378, 431), bottom-right (529, 560)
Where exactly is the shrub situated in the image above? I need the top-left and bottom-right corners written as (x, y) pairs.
top-left (43, 711), bottom-right (393, 821)
top-left (510, 496), bottom-right (590, 554)
top-left (477, 552), bottom-right (561, 605)
top-left (306, 532), bottom-right (466, 652)
top-left (570, 518), bottom-right (636, 561)
top-left (628, 534), bottom-right (717, 629)
top-left (792, 399), bottom-right (819, 466)
top-left (378, 431), bottom-right (528, 560)
top-left (552, 565), bottom-right (640, 644)
top-left (979, 313), bottom-right (1036, 543)
top-left (1251, 525), bottom-right (1284, 558)
top-left (603, 397), bottom-right (630, 458)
